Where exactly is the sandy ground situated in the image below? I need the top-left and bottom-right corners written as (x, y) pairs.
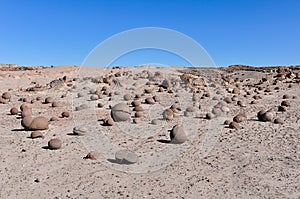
top-left (0, 66), bottom-right (299, 198)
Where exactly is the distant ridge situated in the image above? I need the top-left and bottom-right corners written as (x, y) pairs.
top-left (0, 64), bottom-right (47, 71)
top-left (1, 63), bottom-right (300, 72)
top-left (221, 64), bottom-right (300, 72)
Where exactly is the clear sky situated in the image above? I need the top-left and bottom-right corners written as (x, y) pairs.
top-left (0, 0), bottom-right (299, 67)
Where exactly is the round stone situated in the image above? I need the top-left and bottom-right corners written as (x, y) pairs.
top-left (281, 100), bottom-right (291, 107)
top-left (205, 113), bottom-right (214, 120)
top-left (123, 94), bottom-right (132, 101)
top-left (163, 109), bottom-right (174, 120)
top-left (115, 150), bottom-right (138, 164)
top-left (45, 97), bottom-right (54, 104)
top-left (30, 131), bottom-right (44, 139)
top-left (135, 111), bottom-right (143, 118)
top-left (145, 97), bottom-right (155, 104)
top-left (233, 114), bottom-right (246, 123)
top-left (278, 106), bottom-right (287, 112)
top-left (49, 117), bottom-right (59, 122)
top-left (229, 121), bottom-right (240, 129)
top-left (61, 111), bottom-right (70, 118)
top-left (170, 125), bottom-right (187, 144)
top-left (111, 103), bottom-right (131, 122)
top-left (73, 126), bottom-right (88, 136)
top-left (274, 118), bottom-right (284, 124)
top-left (185, 107), bottom-right (195, 112)
top-left (28, 116), bottom-right (49, 130)
top-left (133, 106), bottom-right (144, 111)
top-left (90, 94), bottom-right (99, 101)
top-left (21, 116), bottom-right (34, 129)
top-left (261, 111), bottom-right (274, 122)
top-left (257, 109), bottom-right (267, 121)
top-left (48, 138), bottom-right (62, 150)
top-left (20, 103), bottom-right (31, 111)
top-left (212, 108), bottom-right (222, 117)
top-left (51, 102), bottom-right (61, 107)
top-left (2, 92), bottom-right (11, 100)
top-left (224, 120), bottom-right (231, 125)
top-left (131, 100), bottom-right (141, 107)
top-left (10, 107), bottom-right (19, 115)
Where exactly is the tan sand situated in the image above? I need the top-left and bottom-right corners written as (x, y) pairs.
top-left (0, 65), bottom-right (299, 198)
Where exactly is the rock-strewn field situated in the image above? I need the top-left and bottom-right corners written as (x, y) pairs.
top-left (0, 65), bottom-right (299, 198)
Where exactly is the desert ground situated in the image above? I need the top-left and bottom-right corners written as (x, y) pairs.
top-left (0, 65), bottom-right (299, 198)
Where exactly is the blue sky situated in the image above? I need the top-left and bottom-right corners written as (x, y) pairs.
top-left (0, 0), bottom-right (299, 67)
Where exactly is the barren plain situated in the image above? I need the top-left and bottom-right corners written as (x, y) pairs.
top-left (0, 65), bottom-right (299, 198)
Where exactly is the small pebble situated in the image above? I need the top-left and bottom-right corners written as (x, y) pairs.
top-left (281, 100), bottom-right (291, 107)
top-left (224, 120), bottom-right (231, 125)
top-left (133, 106), bottom-right (144, 111)
top-left (278, 106), bottom-right (287, 112)
top-left (123, 94), bottom-right (132, 101)
top-left (49, 117), bottom-right (60, 122)
top-left (151, 119), bottom-right (159, 125)
top-left (205, 113), bottom-right (214, 120)
top-left (229, 121), bottom-right (240, 129)
top-left (51, 102), bottom-right (61, 107)
top-left (145, 97), bottom-right (155, 105)
top-left (233, 114), bottom-right (246, 123)
top-left (274, 118), bottom-right (284, 124)
top-left (163, 109), bottom-right (174, 120)
top-left (2, 92), bottom-right (11, 100)
top-left (62, 111), bottom-right (70, 118)
top-left (97, 103), bottom-right (104, 108)
top-left (84, 151), bottom-right (102, 160)
top-left (103, 118), bottom-right (114, 126)
top-left (10, 107), bottom-right (19, 115)
top-left (45, 97), bottom-right (54, 104)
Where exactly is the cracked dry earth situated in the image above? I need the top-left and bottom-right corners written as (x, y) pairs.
top-left (0, 66), bottom-right (299, 198)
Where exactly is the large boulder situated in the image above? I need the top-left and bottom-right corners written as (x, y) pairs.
top-left (21, 116), bottom-right (34, 128)
top-left (21, 116), bottom-right (49, 130)
top-left (111, 103), bottom-right (131, 122)
top-left (170, 125), bottom-right (187, 144)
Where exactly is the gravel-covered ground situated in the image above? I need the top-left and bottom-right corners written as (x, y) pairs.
top-left (0, 66), bottom-right (299, 198)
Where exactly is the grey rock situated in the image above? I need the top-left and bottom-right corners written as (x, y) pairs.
top-left (73, 126), bottom-right (88, 136)
top-left (115, 150), bottom-right (138, 164)
top-left (111, 103), bottom-right (131, 122)
top-left (170, 125), bottom-right (187, 144)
